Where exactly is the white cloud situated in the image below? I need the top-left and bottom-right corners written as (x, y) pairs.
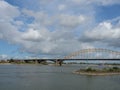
top-left (0, 0), bottom-right (120, 58)
top-left (0, 0), bottom-right (22, 43)
top-left (20, 9), bottom-right (89, 54)
top-left (80, 17), bottom-right (120, 47)
top-left (22, 9), bottom-right (88, 30)
top-left (0, 22), bottom-right (21, 42)
top-left (0, 54), bottom-right (8, 60)
top-left (0, 0), bottom-right (20, 21)
top-left (98, 0), bottom-right (120, 5)
top-left (22, 9), bottom-right (53, 27)
top-left (84, 22), bottom-right (120, 40)
top-left (58, 14), bottom-right (86, 28)
top-left (71, 0), bottom-right (120, 6)
top-left (58, 4), bottom-right (66, 11)
top-left (22, 29), bottom-right (41, 41)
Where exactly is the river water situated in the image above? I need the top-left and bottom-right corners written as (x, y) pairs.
top-left (0, 64), bottom-right (120, 90)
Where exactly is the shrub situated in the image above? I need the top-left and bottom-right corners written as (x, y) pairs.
top-left (86, 67), bottom-right (96, 72)
top-left (108, 68), bottom-right (113, 72)
top-left (112, 67), bottom-right (119, 70)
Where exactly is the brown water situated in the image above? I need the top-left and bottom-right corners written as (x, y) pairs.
top-left (0, 64), bottom-right (120, 90)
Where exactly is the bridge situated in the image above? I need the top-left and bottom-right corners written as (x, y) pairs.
top-left (64, 48), bottom-right (120, 59)
top-left (6, 48), bottom-right (120, 66)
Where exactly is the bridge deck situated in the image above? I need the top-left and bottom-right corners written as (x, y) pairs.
top-left (20, 59), bottom-right (120, 61)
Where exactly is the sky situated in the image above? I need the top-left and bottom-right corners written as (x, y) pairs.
top-left (0, 0), bottom-right (120, 59)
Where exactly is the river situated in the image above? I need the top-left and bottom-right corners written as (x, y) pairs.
top-left (0, 64), bottom-right (120, 90)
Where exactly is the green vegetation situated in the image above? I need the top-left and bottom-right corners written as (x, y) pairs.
top-left (85, 67), bottom-right (96, 72)
top-left (107, 67), bottom-right (120, 72)
top-left (112, 67), bottom-right (119, 70)
top-left (74, 66), bottom-right (120, 75)
top-left (77, 67), bottom-right (120, 73)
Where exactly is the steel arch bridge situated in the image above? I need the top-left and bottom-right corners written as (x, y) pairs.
top-left (63, 48), bottom-right (120, 60)
top-left (6, 48), bottom-right (120, 66)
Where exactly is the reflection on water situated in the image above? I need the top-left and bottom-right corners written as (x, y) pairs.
top-left (0, 64), bottom-right (120, 90)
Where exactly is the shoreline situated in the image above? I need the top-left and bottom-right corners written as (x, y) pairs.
top-left (73, 71), bottom-right (120, 76)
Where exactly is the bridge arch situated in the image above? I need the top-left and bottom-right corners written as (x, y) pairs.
top-left (64, 48), bottom-right (120, 59)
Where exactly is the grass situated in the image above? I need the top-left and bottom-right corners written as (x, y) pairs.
top-left (76, 67), bottom-right (120, 73)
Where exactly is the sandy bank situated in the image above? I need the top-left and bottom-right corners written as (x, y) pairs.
top-left (73, 71), bottom-right (120, 76)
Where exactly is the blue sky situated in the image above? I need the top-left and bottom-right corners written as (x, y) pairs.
top-left (96, 4), bottom-right (120, 22)
top-left (0, 0), bottom-right (120, 59)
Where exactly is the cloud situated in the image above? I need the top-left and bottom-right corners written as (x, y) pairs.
top-left (0, 54), bottom-right (8, 60)
top-left (17, 9), bottom-right (92, 55)
top-left (58, 14), bottom-right (86, 28)
top-left (71, 0), bottom-right (120, 6)
top-left (0, 0), bottom-right (21, 42)
top-left (58, 4), bottom-right (66, 11)
top-left (0, 0), bottom-right (20, 21)
top-left (21, 29), bottom-right (42, 41)
top-left (22, 9), bottom-right (53, 27)
top-left (80, 17), bottom-right (120, 47)
top-left (19, 28), bottom-right (95, 55)
top-left (0, 0), bottom-right (120, 58)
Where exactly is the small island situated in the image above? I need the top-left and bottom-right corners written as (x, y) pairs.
top-left (74, 67), bottom-right (120, 76)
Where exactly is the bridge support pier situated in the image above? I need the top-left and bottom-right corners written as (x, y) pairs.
top-left (55, 60), bottom-right (63, 66)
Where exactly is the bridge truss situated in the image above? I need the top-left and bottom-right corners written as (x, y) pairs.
top-left (64, 48), bottom-right (120, 60)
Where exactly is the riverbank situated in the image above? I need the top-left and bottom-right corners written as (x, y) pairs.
top-left (73, 71), bottom-right (120, 76)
